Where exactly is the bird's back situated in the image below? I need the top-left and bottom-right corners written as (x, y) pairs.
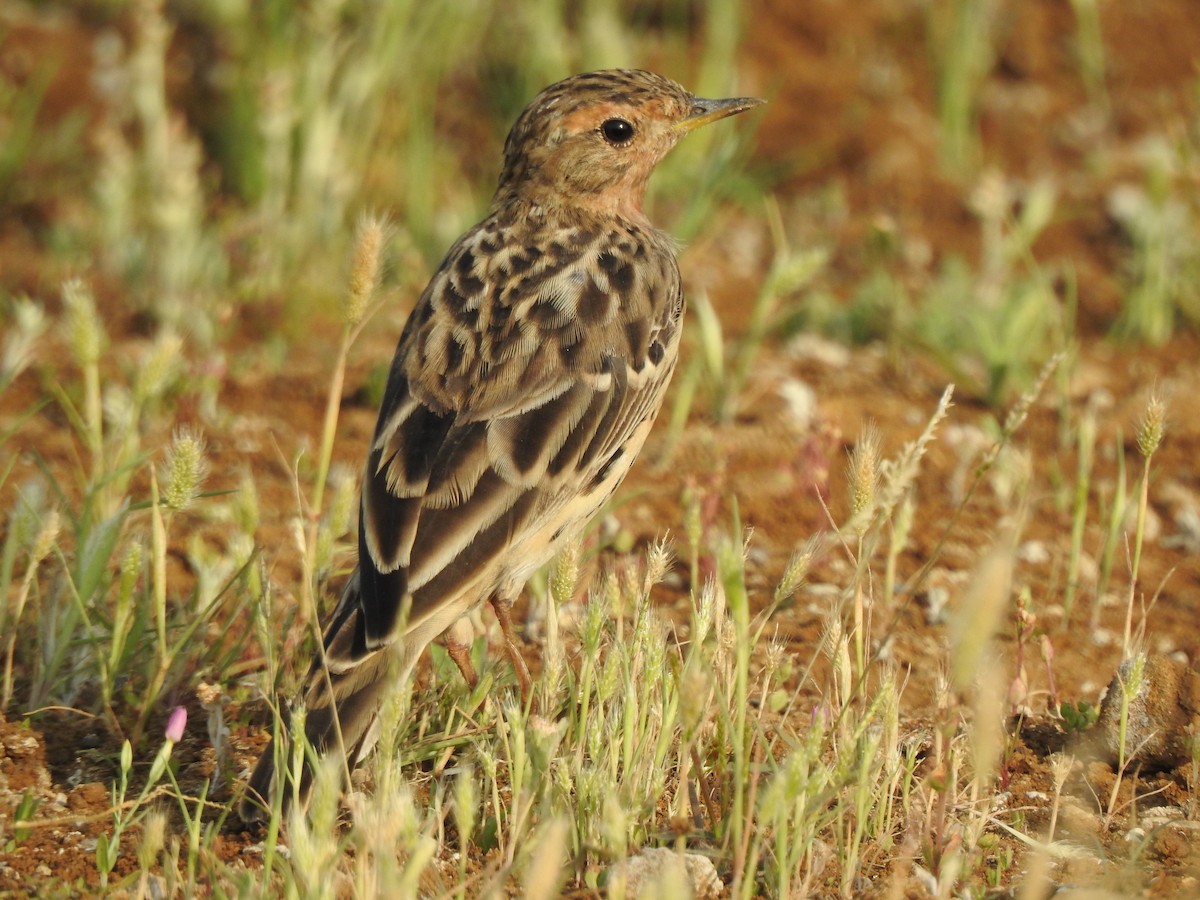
top-left (349, 204), bottom-right (685, 658)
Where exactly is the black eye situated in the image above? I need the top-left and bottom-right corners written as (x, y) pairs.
top-left (600, 117), bottom-right (636, 145)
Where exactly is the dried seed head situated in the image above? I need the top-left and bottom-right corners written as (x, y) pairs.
top-left (102, 384), bottom-right (134, 436)
top-left (527, 715), bottom-right (567, 776)
top-left (764, 636), bottom-right (787, 678)
top-left (235, 470), bottom-right (260, 534)
top-left (692, 575), bottom-right (718, 646)
top-left (599, 793), bottom-right (628, 856)
top-left (136, 329), bottom-right (183, 402)
top-left (1001, 353), bottom-right (1062, 438)
top-left (160, 427), bottom-right (209, 511)
top-left (1118, 652), bottom-right (1147, 700)
top-left (139, 808), bottom-right (167, 868)
top-left (1049, 752), bottom-right (1074, 791)
top-left (679, 663), bottom-right (712, 734)
top-left (302, 754), bottom-right (342, 836)
top-left (476, 746), bottom-right (499, 781)
top-left (775, 536), bottom-right (817, 603)
top-left (642, 534), bottom-right (674, 594)
top-left (950, 535), bottom-right (1015, 691)
top-left (345, 214), bottom-right (389, 327)
top-left (196, 682), bottom-right (221, 706)
top-left (62, 279), bottom-right (105, 367)
top-left (31, 508), bottom-right (62, 564)
top-left (1136, 393), bottom-right (1166, 459)
top-left (453, 764), bottom-right (478, 845)
top-left (2, 297), bottom-right (47, 382)
top-left (597, 650), bottom-right (621, 702)
top-left (120, 539), bottom-right (144, 584)
top-left (550, 535), bottom-right (582, 607)
top-left (583, 574), bottom-right (614, 652)
top-left (847, 423), bottom-right (881, 523)
top-left (327, 463), bottom-right (358, 537)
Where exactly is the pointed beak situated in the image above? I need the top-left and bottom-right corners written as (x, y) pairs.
top-left (675, 95), bottom-right (765, 133)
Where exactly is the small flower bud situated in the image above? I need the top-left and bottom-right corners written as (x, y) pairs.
top-left (165, 705), bottom-right (187, 742)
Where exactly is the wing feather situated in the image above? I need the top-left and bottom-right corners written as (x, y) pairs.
top-left (337, 213), bottom-right (681, 662)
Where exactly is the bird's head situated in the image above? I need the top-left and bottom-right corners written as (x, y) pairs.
top-left (493, 69), bottom-right (762, 220)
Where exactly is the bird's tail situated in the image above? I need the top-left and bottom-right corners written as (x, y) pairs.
top-left (239, 575), bottom-right (392, 825)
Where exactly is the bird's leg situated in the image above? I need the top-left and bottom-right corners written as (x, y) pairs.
top-left (440, 616), bottom-right (479, 689)
top-left (490, 596), bottom-right (532, 705)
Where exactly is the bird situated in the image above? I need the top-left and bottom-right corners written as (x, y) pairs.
top-left (240, 68), bottom-right (762, 823)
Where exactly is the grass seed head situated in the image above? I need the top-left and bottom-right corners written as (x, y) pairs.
top-left (551, 536), bottom-right (582, 607)
top-left (62, 279), bottom-right (105, 367)
top-left (847, 423), bottom-right (881, 524)
top-left (345, 214), bottom-right (389, 326)
top-left (2, 297), bottom-right (48, 382)
top-left (453, 764), bottom-right (478, 845)
top-left (643, 535), bottom-right (674, 594)
top-left (31, 509), bottom-right (62, 564)
top-left (136, 329), bottom-right (183, 402)
top-left (138, 809), bottom-right (167, 870)
top-left (1136, 392), bottom-right (1166, 459)
top-left (775, 537), bottom-right (817, 603)
top-left (160, 427), bottom-right (210, 511)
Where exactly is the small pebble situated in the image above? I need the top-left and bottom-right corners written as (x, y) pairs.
top-left (611, 847), bottom-right (723, 900)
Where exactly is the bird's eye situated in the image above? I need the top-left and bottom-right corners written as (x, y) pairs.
top-left (600, 117), bottom-right (636, 145)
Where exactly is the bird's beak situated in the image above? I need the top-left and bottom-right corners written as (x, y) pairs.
top-left (676, 95), bottom-right (765, 133)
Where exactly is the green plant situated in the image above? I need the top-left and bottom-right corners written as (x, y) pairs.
top-left (1103, 653), bottom-right (1148, 826)
top-left (1058, 699), bottom-right (1098, 732)
top-left (1109, 140), bottom-right (1200, 344)
top-left (912, 175), bottom-right (1067, 405)
top-left (926, 0), bottom-right (998, 173)
top-left (96, 708), bottom-right (187, 890)
top-left (1068, 0), bottom-right (1109, 112)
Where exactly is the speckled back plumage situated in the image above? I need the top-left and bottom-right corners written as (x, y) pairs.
top-left (346, 206), bottom-right (683, 652)
top-left (241, 69), bottom-right (761, 823)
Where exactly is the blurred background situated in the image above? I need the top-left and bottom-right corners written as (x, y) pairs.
top-left (1, 0), bottom-right (1199, 892)
top-left (3, 0), bottom-right (1198, 398)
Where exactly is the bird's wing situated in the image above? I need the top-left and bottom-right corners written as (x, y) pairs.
top-left (328, 217), bottom-right (683, 659)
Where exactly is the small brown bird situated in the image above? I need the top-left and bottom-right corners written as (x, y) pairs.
top-left (241, 69), bottom-right (761, 822)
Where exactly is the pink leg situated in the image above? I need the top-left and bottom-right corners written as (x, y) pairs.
top-left (490, 597), bottom-right (532, 704)
top-left (440, 616), bottom-right (479, 688)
